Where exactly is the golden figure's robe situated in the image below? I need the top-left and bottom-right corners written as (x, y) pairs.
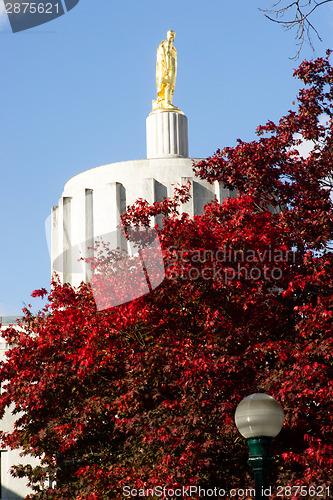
top-left (156, 39), bottom-right (177, 107)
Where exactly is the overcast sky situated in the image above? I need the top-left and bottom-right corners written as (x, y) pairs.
top-left (0, 0), bottom-right (332, 316)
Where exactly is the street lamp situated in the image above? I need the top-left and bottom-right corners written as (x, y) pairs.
top-left (235, 393), bottom-right (284, 500)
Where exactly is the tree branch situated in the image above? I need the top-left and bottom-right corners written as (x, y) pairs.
top-left (260, 0), bottom-right (332, 59)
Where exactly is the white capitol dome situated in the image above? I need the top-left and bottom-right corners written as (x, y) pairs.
top-left (51, 110), bottom-right (233, 286)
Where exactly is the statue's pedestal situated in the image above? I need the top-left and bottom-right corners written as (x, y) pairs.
top-left (146, 111), bottom-right (189, 159)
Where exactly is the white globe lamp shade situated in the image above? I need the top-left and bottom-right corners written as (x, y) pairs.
top-left (235, 393), bottom-right (284, 439)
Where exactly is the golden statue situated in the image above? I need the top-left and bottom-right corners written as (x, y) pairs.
top-left (152, 30), bottom-right (183, 113)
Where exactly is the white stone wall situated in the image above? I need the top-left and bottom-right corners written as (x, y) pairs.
top-left (51, 157), bottom-right (236, 287)
top-left (0, 332), bottom-right (39, 499)
top-left (51, 110), bottom-right (237, 286)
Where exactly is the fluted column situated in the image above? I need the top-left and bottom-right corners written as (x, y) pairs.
top-left (146, 111), bottom-right (189, 159)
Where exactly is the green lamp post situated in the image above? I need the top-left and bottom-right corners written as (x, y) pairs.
top-left (235, 394), bottom-right (284, 500)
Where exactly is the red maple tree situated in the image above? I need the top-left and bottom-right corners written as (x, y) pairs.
top-left (0, 53), bottom-right (332, 499)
